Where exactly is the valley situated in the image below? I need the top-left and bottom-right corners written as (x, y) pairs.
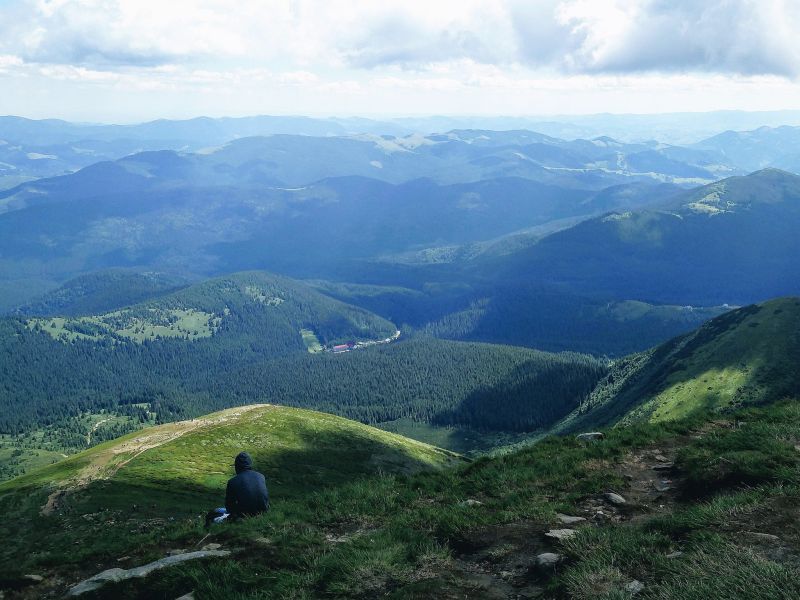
top-left (1, 112), bottom-right (800, 599)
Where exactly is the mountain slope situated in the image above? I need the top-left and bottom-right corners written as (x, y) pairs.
top-left (12, 269), bottom-right (191, 317)
top-left (0, 404), bottom-right (459, 594)
top-left (0, 270), bottom-right (398, 433)
top-left (2, 396), bottom-right (799, 598)
top-left (559, 297), bottom-right (800, 431)
top-left (485, 169), bottom-right (800, 305)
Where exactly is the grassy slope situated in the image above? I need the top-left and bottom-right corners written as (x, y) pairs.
top-left (558, 297), bottom-right (800, 432)
top-left (0, 405), bottom-right (458, 588)
top-left (2, 401), bottom-right (798, 599)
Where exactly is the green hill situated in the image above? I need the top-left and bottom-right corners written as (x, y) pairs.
top-left (2, 396), bottom-right (799, 598)
top-left (0, 404), bottom-right (458, 594)
top-left (0, 269), bottom-right (607, 480)
top-left (0, 270), bottom-right (396, 434)
top-left (484, 169), bottom-right (800, 306)
top-left (559, 297), bottom-right (800, 431)
top-left (11, 269), bottom-right (191, 317)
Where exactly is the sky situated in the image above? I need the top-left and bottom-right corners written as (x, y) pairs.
top-left (2, 0), bottom-right (800, 122)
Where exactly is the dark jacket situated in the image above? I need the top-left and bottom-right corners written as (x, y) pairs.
top-left (225, 452), bottom-right (269, 517)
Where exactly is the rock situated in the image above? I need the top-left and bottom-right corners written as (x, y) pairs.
top-left (625, 580), bottom-right (645, 594)
top-left (652, 463), bottom-right (674, 471)
top-left (593, 510), bottom-right (608, 521)
top-left (23, 574), bottom-right (44, 583)
top-left (545, 529), bottom-right (579, 540)
top-left (603, 492), bottom-right (627, 505)
top-left (576, 432), bottom-right (604, 442)
top-left (665, 551), bottom-right (683, 558)
top-left (253, 536), bottom-right (272, 545)
top-left (654, 454), bottom-right (669, 462)
top-left (201, 543), bottom-right (222, 551)
top-left (175, 593), bottom-right (195, 600)
top-left (459, 499), bottom-right (483, 507)
top-left (654, 481), bottom-right (672, 492)
top-left (556, 513), bottom-right (586, 525)
top-left (66, 550), bottom-right (230, 596)
top-left (535, 552), bottom-right (564, 569)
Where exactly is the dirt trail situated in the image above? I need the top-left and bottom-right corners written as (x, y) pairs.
top-left (41, 405), bottom-right (268, 516)
top-left (439, 434), bottom-right (697, 598)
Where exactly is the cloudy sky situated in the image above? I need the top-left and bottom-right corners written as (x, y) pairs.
top-left (2, 0), bottom-right (800, 122)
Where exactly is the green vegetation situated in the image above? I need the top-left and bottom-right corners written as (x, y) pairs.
top-left (12, 270), bottom-right (189, 317)
top-left (2, 397), bottom-right (798, 598)
top-left (0, 270), bottom-right (398, 434)
top-left (299, 328), bottom-right (323, 353)
top-left (27, 308), bottom-right (221, 343)
top-left (560, 298), bottom-right (800, 432)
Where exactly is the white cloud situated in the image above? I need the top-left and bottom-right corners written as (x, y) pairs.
top-left (2, 0), bottom-right (800, 120)
top-left (2, 0), bottom-right (799, 76)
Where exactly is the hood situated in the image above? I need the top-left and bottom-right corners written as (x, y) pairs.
top-left (234, 451), bottom-right (253, 474)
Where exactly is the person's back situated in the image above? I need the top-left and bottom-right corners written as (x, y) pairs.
top-left (225, 452), bottom-right (269, 518)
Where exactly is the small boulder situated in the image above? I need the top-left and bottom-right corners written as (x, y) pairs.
top-left (459, 499), bottom-right (483, 507)
top-left (545, 528), bottom-right (578, 540)
top-left (576, 432), bottom-right (604, 442)
top-left (535, 553), bottom-right (564, 569)
top-left (23, 574), bottom-right (44, 583)
top-left (603, 492), bottom-right (627, 505)
top-left (175, 593), bottom-right (195, 600)
top-left (665, 551), bottom-right (683, 559)
top-left (654, 454), bottom-right (669, 462)
top-left (556, 513), bottom-right (586, 525)
top-left (201, 543), bottom-right (222, 551)
top-left (625, 580), bottom-right (645, 595)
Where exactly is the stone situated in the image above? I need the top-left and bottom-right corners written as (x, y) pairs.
top-left (625, 580), bottom-right (645, 594)
top-left (201, 543), bottom-right (222, 551)
top-left (535, 553), bottom-right (564, 568)
top-left (23, 574), bottom-right (44, 583)
top-left (654, 481), bottom-right (672, 492)
top-left (175, 593), bottom-right (195, 600)
top-left (66, 550), bottom-right (230, 596)
top-left (654, 454), bottom-right (669, 462)
top-left (545, 529), bottom-right (579, 540)
top-left (603, 492), bottom-right (627, 505)
top-left (575, 432), bottom-right (604, 442)
top-left (556, 513), bottom-right (586, 525)
top-left (459, 499), bottom-right (483, 507)
top-left (665, 551), bottom-right (683, 559)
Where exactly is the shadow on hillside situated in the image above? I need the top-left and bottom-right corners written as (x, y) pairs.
top-left (431, 357), bottom-right (603, 433)
top-left (0, 422), bottom-right (453, 573)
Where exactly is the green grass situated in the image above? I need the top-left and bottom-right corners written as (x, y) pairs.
top-left (26, 307), bottom-right (221, 344)
top-left (299, 328), bottom-right (323, 353)
top-left (1, 400), bottom-right (799, 598)
top-left (563, 298), bottom-right (800, 432)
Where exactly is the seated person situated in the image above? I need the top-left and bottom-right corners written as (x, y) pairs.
top-left (225, 451), bottom-right (270, 518)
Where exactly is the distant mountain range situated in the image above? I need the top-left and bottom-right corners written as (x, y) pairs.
top-left (479, 168), bottom-right (800, 306)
